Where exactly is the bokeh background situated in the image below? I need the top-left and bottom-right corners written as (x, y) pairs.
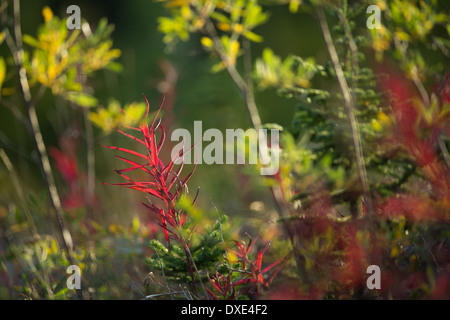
top-left (2, 0), bottom-right (324, 213)
top-left (1, 0), bottom-right (323, 299)
top-left (1, 0), bottom-right (449, 300)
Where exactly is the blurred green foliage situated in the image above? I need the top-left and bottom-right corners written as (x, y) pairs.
top-left (155, 0), bottom-right (450, 300)
top-left (89, 99), bottom-right (147, 133)
top-left (0, 0), bottom-right (449, 300)
top-left (22, 9), bottom-right (120, 107)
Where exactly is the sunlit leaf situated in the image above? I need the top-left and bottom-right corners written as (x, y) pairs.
top-left (0, 57), bottom-right (5, 90)
top-left (67, 92), bottom-right (98, 108)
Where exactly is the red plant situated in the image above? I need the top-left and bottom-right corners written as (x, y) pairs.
top-left (380, 69), bottom-right (450, 198)
top-left (102, 95), bottom-right (197, 246)
top-left (207, 235), bottom-right (286, 299)
top-left (49, 146), bottom-right (78, 185)
top-left (376, 69), bottom-right (450, 222)
top-left (206, 272), bottom-right (235, 300)
top-left (334, 224), bottom-right (367, 288)
top-left (49, 133), bottom-right (88, 211)
top-left (231, 238), bottom-right (285, 294)
top-left (104, 96), bottom-right (286, 298)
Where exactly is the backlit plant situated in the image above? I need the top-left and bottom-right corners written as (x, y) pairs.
top-left (1, 0), bottom-right (449, 301)
top-left (104, 95), bottom-right (284, 299)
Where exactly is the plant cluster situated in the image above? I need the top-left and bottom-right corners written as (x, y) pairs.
top-left (154, 0), bottom-right (450, 299)
top-left (0, 0), bottom-right (449, 300)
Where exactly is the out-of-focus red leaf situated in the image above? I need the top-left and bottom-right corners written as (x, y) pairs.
top-left (378, 68), bottom-right (450, 198)
top-left (379, 194), bottom-right (449, 222)
top-left (432, 273), bottom-right (449, 299)
top-left (49, 146), bottom-right (78, 184)
top-left (334, 225), bottom-right (366, 288)
top-left (61, 188), bottom-right (84, 211)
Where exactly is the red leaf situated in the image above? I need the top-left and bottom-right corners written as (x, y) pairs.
top-left (142, 93), bottom-right (150, 119)
top-left (232, 278), bottom-right (257, 287)
top-left (150, 127), bottom-right (158, 170)
top-left (104, 95), bottom-right (197, 250)
top-left (100, 144), bottom-right (147, 160)
top-left (49, 147), bottom-right (78, 184)
top-left (262, 257), bottom-right (282, 275)
top-left (116, 129), bottom-right (145, 145)
top-left (157, 125), bottom-right (166, 154)
top-left (150, 94), bottom-right (165, 128)
top-left (208, 274), bottom-right (223, 293)
top-left (114, 155), bottom-right (153, 174)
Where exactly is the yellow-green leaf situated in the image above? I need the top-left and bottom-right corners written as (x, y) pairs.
top-left (42, 6), bottom-right (54, 23)
top-left (201, 36), bottom-right (214, 49)
top-left (243, 30), bottom-right (263, 43)
top-left (67, 92), bottom-right (98, 108)
top-left (0, 57), bottom-right (5, 90)
top-left (289, 0), bottom-right (301, 14)
top-left (23, 34), bottom-right (40, 48)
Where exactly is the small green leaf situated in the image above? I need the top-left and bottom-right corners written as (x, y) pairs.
top-left (289, 0), bottom-right (301, 14)
top-left (243, 30), bottom-right (263, 42)
top-left (67, 92), bottom-right (98, 108)
top-left (105, 62), bottom-right (123, 73)
top-left (210, 12), bottom-right (231, 24)
top-left (211, 61), bottom-right (226, 73)
top-left (23, 34), bottom-right (40, 48)
top-left (262, 123), bottom-right (284, 131)
top-left (0, 57), bottom-right (5, 90)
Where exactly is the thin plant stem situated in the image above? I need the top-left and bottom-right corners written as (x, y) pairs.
top-left (438, 135), bottom-right (450, 168)
top-left (412, 74), bottom-right (431, 107)
top-left (142, 291), bottom-right (189, 300)
top-left (202, 14), bottom-right (291, 221)
top-left (0, 147), bottom-right (38, 237)
top-left (78, 28), bottom-right (95, 233)
top-left (0, 96), bottom-right (28, 127)
top-left (82, 90), bottom-right (95, 231)
top-left (317, 7), bottom-right (372, 216)
top-left (7, 0), bottom-right (82, 299)
top-left (242, 38), bottom-right (262, 131)
top-left (392, 32), bottom-right (431, 107)
top-left (419, 231), bottom-right (441, 270)
top-left (201, 8), bottom-right (302, 278)
top-left (0, 129), bottom-right (38, 164)
top-left (210, 199), bottom-right (231, 269)
top-left (151, 244), bottom-right (175, 300)
top-left (202, 16), bottom-right (262, 130)
top-left (179, 232), bottom-right (209, 299)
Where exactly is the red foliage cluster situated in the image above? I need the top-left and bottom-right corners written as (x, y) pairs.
top-left (383, 71), bottom-right (450, 197)
top-left (49, 133), bottom-right (86, 211)
top-left (268, 70), bottom-right (450, 299)
top-left (102, 95), bottom-right (196, 246)
top-left (104, 96), bottom-right (286, 298)
top-left (207, 235), bottom-right (285, 299)
top-left (377, 70), bottom-right (450, 221)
